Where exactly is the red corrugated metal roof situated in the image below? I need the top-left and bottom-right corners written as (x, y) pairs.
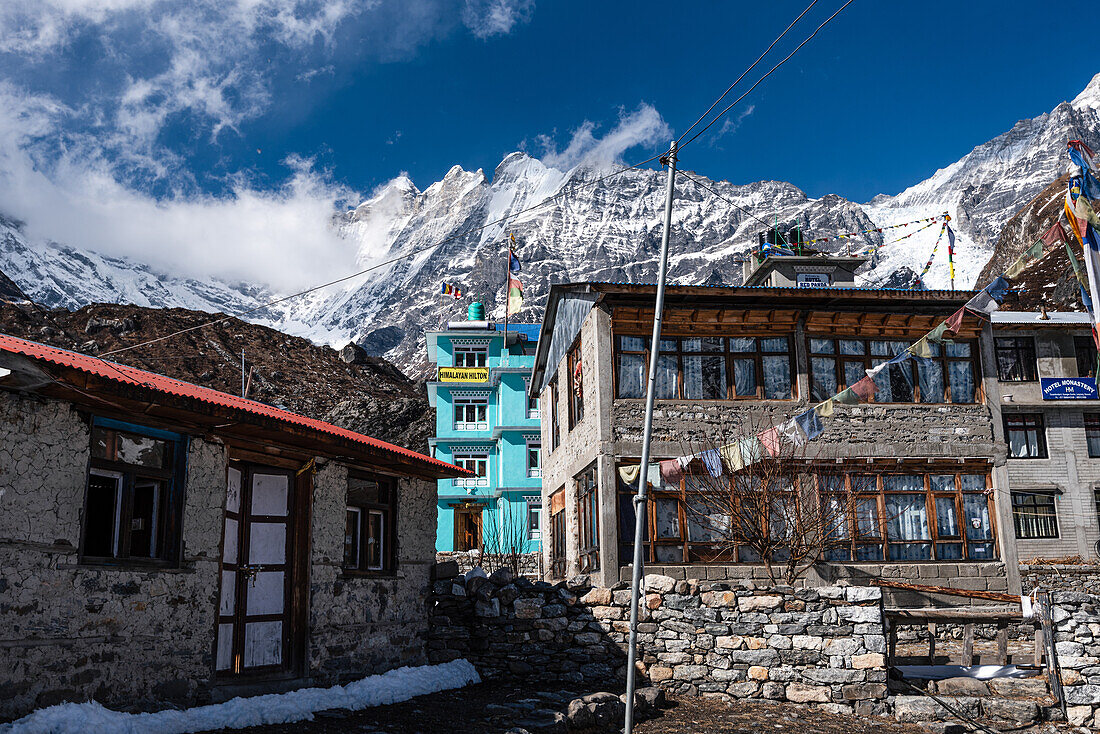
top-left (0, 332), bottom-right (463, 474)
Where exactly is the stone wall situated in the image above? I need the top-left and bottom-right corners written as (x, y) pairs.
top-left (428, 567), bottom-right (889, 715)
top-left (1051, 591), bottom-right (1100, 728)
top-left (1022, 564), bottom-right (1100, 595)
top-left (306, 467), bottom-right (437, 687)
top-left (611, 400), bottom-right (997, 459)
top-left (0, 393), bottom-right (227, 719)
top-left (436, 550), bottom-right (543, 579)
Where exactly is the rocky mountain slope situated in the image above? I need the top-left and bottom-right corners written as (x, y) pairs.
top-left (0, 302), bottom-right (434, 451)
top-left (1, 75), bottom-right (1098, 376)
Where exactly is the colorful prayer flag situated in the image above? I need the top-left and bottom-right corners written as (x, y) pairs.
top-left (659, 459), bottom-right (683, 484)
top-left (851, 376), bottom-right (876, 401)
top-left (700, 449), bottom-right (724, 478)
top-left (834, 388), bottom-right (859, 405)
top-left (794, 409), bottom-right (825, 441)
top-left (759, 427), bottom-right (781, 456)
top-left (718, 442), bottom-right (744, 472)
top-left (814, 400), bottom-right (834, 418)
top-left (944, 307), bottom-right (966, 334)
top-left (507, 274), bottom-right (524, 316)
top-left (777, 419), bottom-right (807, 447)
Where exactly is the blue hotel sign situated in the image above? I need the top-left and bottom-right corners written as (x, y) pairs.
top-left (1040, 377), bottom-right (1098, 400)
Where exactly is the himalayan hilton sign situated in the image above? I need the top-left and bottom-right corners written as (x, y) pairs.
top-left (437, 367), bottom-right (490, 383)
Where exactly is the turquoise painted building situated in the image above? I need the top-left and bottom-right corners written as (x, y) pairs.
top-left (426, 312), bottom-right (542, 555)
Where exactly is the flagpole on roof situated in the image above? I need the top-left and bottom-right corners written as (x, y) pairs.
top-left (624, 139), bottom-right (677, 734)
top-left (502, 237), bottom-right (510, 364)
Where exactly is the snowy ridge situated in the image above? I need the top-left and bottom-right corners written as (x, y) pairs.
top-left (1, 74), bottom-right (1099, 374)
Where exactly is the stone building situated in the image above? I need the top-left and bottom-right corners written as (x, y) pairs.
top-left (0, 333), bottom-right (464, 721)
top-left (988, 310), bottom-right (1100, 561)
top-left (530, 272), bottom-right (1017, 593)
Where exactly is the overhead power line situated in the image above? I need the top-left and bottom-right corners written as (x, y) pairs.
top-left (100, 151), bottom-right (665, 358)
top-left (678, 0), bottom-right (856, 151)
top-left (675, 0), bottom-right (819, 147)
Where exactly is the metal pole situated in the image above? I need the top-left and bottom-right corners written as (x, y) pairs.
top-left (624, 140), bottom-right (677, 734)
top-left (502, 241), bottom-right (510, 366)
top-left (241, 349), bottom-right (245, 397)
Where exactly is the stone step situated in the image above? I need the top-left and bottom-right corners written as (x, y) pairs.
top-left (894, 694), bottom-right (1044, 727)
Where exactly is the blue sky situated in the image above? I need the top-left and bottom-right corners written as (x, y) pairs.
top-left (0, 0), bottom-right (1097, 288)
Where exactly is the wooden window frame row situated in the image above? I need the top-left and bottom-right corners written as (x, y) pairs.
top-left (576, 465), bottom-right (600, 573)
top-left (567, 340), bottom-right (584, 429)
top-left (549, 488), bottom-right (567, 578)
top-left (616, 465), bottom-right (997, 564)
top-left (613, 333), bottom-right (796, 401)
top-left (807, 336), bottom-right (980, 405)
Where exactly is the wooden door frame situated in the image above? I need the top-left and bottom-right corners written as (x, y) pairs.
top-left (453, 503), bottom-right (483, 552)
top-left (214, 459), bottom-right (312, 681)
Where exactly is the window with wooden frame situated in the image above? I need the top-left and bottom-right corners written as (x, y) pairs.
top-left (613, 334), bottom-right (794, 401)
top-left (81, 421), bottom-right (186, 566)
top-left (453, 344), bottom-right (488, 368)
top-left (617, 465), bottom-right (996, 564)
top-left (1076, 336), bottom-right (1098, 379)
top-left (549, 488), bottom-right (567, 578)
top-left (344, 474), bottom-right (397, 574)
top-left (527, 498), bottom-right (543, 542)
top-left (807, 337), bottom-right (978, 404)
top-left (1086, 414), bottom-right (1100, 458)
top-left (453, 395), bottom-right (489, 431)
top-left (567, 341), bottom-right (584, 428)
top-left (995, 337), bottom-right (1037, 382)
top-left (1011, 491), bottom-right (1058, 539)
top-left (576, 465), bottom-right (599, 572)
top-left (1005, 414), bottom-right (1047, 458)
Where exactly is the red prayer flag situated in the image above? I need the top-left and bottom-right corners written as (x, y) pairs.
top-left (944, 306), bottom-right (966, 334)
top-left (851, 376), bottom-right (876, 401)
top-left (1041, 222), bottom-right (1068, 249)
top-left (759, 427), bottom-right (781, 457)
top-left (659, 459), bottom-right (683, 484)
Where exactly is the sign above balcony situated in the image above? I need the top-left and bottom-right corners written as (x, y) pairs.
top-left (796, 273), bottom-right (830, 288)
top-left (438, 367), bottom-right (489, 383)
top-left (1040, 377), bottom-right (1098, 400)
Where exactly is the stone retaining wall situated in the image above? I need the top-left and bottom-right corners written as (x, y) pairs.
top-left (428, 565), bottom-right (889, 715)
top-left (1051, 590), bottom-right (1100, 728)
top-left (1022, 564), bottom-right (1100, 596)
top-left (436, 551), bottom-right (542, 580)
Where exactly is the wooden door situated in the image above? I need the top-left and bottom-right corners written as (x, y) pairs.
top-left (455, 506), bottom-right (482, 551)
top-left (216, 464), bottom-right (295, 677)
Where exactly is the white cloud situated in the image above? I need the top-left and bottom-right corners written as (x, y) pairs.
top-left (535, 103), bottom-right (672, 171)
top-left (462, 0), bottom-right (534, 39)
top-left (0, 84), bottom-right (359, 292)
top-left (714, 104), bottom-right (755, 140)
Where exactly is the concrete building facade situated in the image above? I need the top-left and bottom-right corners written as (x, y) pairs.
top-left (987, 311), bottom-right (1100, 561)
top-left (531, 278), bottom-right (1017, 595)
top-left (426, 317), bottom-right (543, 556)
top-left (0, 333), bottom-right (462, 721)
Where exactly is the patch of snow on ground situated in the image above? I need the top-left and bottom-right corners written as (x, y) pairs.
top-left (2, 660), bottom-right (480, 734)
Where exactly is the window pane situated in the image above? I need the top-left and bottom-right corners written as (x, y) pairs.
top-left (810, 338), bottom-right (834, 354)
top-left (344, 509), bottom-right (360, 568)
top-left (617, 353), bottom-right (645, 398)
top-left (684, 355), bottom-right (725, 399)
top-left (937, 543), bottom-right (963, 560)
top-left (856, 544), bottom-right (884, 560)
top-left (823, 496), bottom-right (849, 539)
top-left (366, 510), bottom-right (384, 570)
top-left (659, 338), bottom-right (678, 351)
top-left (655, 354), bottom-right (678, 399)
top-left (683, 337), bottom-right (723, 353)
top-left (761, 337), bottom-right (788, 353)
top-left (948, 361), bottom-right (975, 403)
top-left (885, 495), bottom-right (930, 540)
top-left (811, 357), bottom-right (837, 402)
top-left (762, 356), bottom-right (791, 399)
top-left (117, 432), bottom-right (168, 469)
top-left (884, 475), bottom-right (924, 492)
top-left (84, 472), bottom-right (121, 557)
top-left (129, 479), bottom-right (162, 559)
top-left (889, 543), bottom-right (932, 561)
top-left (619, 335), bottom-right (647, 351)
top-left (935, 497), bottom-right (959, 538)
top-left (930, 475), bottom-right (955, 492)
top-left (654, 498), bottom-right (681, 539)
top-left (839, 339), bottom-right (865, 355)
top-left (946, 341), bottom-right (971, 358)
top-left (843, 361), bottom-right (866, 390)
top-left (851, 475), bottom-right (877, 493)
top-left (686, 495), bottom-right (729, 542)
top-left (917, 361), bottom-right (945, 403)
top-left (963, 495), bottom-right (992, 540)
top-left (733, 358), bottom-right (756, 397)
top-left (960, 475), bottom-right (986, 492)
top-left (730, 337), bottom-right (757, 353)
top-left (1088, 416), bottom-right (1100, 458)
top-left (855, 498), bottom-right (880, 538)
